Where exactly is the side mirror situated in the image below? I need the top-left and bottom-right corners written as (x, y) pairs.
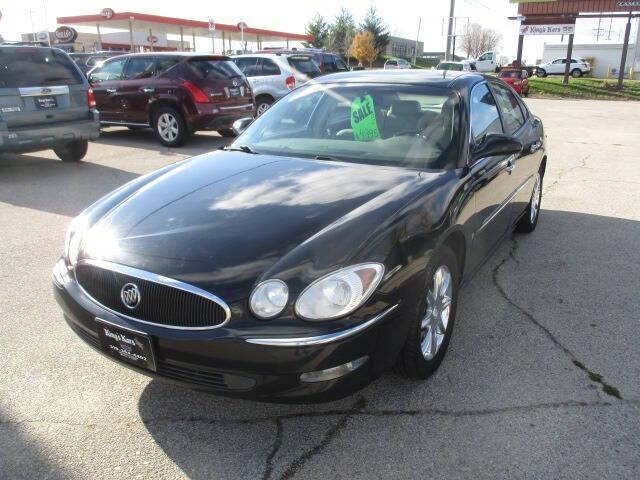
top-left (472, 134), bottom-right (523, 162)
top-left (232, 117), bottom-right (253, 136)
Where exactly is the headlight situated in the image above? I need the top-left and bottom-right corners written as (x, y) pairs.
top-left (295, 263), bottom-right (385, 321)
top-left (249, 279), bottom-right (289, 319)
top-left (64, 216), bottom-right (88, 266)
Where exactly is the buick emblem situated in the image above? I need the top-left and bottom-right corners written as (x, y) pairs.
top-left (232, 78), bottom-right (240, 87)
top-left (120, 283), bottom-right (141, 309)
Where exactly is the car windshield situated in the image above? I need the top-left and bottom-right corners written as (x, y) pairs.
top-left (437, 63), bottom-right (463, 71)
top-left (233, 83), bottom-right (460, 170)
top-left (0, 47), bottom-right (84, 88)
top-left (188, 58), bottom-right (243, 79)
top-left (499, 70), bottom-right (522, 79)
top-left (287, 56), bottom-right (321, 77)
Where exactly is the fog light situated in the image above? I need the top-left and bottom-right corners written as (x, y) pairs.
top-left (300, 356), bottom-right (368, 383)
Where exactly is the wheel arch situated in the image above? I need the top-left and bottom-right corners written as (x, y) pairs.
top-left (148, 98), bottom-right (185, 126)
top-left (439, 229), bottom-right (467, 281)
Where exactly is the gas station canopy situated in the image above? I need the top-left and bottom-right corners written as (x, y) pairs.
top-left (57, 11), bottom-right (313, 51)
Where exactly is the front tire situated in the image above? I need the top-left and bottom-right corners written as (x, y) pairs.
top-left (54, 140), bottom-right (88, 162)
top-left (571, 68), bottom-right (583, 78)
top-left (515, 171), bottom-right (543, 233)
top-left (537, 69), bottom-right (547, 78)
top-left (395, 247), bottom-right (460, 379)
top-left (152, 106), bottom-right (189, 147)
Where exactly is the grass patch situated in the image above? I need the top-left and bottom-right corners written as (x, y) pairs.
top-left (529, 77), bottom-right (640, 101)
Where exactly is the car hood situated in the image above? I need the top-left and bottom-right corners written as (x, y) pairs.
top-left (80, 151), bottom-right (427, 301)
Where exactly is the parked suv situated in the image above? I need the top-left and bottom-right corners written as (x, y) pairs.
top-left (536, 58), bottom-right (591, 78)
top-left (232, 53), bottom-right (321, 115)
top-left (258, 49), bottom-right (349, 75)
top-left (384, 58), bottom-right (411, 69)
top-left (87, 53), bottom-right (255, 146)
top-left (0, 46), bottom-right (100, 162)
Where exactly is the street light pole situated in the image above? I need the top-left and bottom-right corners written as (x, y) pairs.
top-left (445, 0), bottom-right (456, 61)
top-left (413, 17), bottom-right (422, 65)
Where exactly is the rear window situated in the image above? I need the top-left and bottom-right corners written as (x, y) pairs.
top-left (287, 56), bottom-right (321, 76)
top-left (0, 48), bottom-right (84, 88)
top-left (386, 60), bottom-right (397, 66)
top-left (188, 58), bottom-right (243, 80)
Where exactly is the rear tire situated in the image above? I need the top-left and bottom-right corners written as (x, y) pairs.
top-left (54, 140), bottom-right (88, 162)
top-left (395, 247), bottom-right (460, 379)
top-left (515, 171), bottom-right (543, 233)
top-left (217, 128), bottom-right (237, 138)
top-left (537, 69), bottom-right (547, 78)
top-left (571, 68), bottom-right (583, 78)
top-left (152, 106), bottom-right (189, 147)
top-left (255, 95), bottom-right (274, 116)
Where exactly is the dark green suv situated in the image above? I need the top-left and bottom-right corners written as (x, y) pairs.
top-left (0, 46), bottom-right (100, 162)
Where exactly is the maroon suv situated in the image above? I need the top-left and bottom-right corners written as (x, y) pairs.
top-left (87, 53), bottom-right (255, 146)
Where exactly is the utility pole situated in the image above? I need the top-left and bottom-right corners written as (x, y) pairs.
top-left (413, 17), bottom-right (422, 65)
top-left (445, 0), bottom-right (455, 61)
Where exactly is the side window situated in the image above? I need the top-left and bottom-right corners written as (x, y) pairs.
top-left (490, 83), bottom-right (526, 135)
top-left (552, 59), bottom-right (563, 64)
top-left (89, 57), bottom-right (127, 83)
top-left (260, 58), bottom-right (281, 76)
top-left (335, 57), bottom-right (348, 71)
top-left (470, 83), bottom-right (503, 144)
top-left (122, 57), bottom-right (156, 80)
top-left (156, 57), bottom-right (179, 75)
top-left (234, 57), bottom-right (260, 77)
top-left (323, 54), bottom-right (337, 72)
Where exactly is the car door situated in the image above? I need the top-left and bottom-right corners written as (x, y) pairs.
top-left (259, 58), bottom-right (285, 96)
top-left (466, 82), bottom-right (515, 271)
top-left (549, 59), bottom-right (564, 74)
top-left (488, 81), bottom-right (536, 228)
top-left (118, 55), bottom-right (158, 124)
top-left (88, 56), bottom-right (128, 122)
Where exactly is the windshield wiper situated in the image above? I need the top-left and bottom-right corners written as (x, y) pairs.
top-left (314, 155), bottom-right (340, 161)
top-left (221, 145), bottom-right (258, 154)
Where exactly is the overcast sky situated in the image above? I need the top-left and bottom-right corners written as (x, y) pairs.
top-left (0, 0), bottom-right (637, 63)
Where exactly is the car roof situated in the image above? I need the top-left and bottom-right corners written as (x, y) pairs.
top-left (313, 69), bottom-right (486, 89)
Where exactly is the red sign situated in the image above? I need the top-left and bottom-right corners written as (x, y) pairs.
top-left (54, 26), bottom-right (78, 43)
top-left (100, 8), bottom-right (114, 19)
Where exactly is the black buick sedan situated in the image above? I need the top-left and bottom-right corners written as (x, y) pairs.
top-left (53, 70), bottom-right (546, 402)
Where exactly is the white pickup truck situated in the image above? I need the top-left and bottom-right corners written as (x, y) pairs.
top-left (467, 51), bottom-right (502, 73)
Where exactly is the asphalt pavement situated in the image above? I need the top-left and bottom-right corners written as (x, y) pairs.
top-left (1, 99), bottom-right (638, 479)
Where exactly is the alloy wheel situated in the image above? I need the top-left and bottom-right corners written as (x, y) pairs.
top-left (420, 265), bottom-right (452, 360)
top-left (530, 173), bottom-right (541, 224)
top-left (157, 113), bottom-right (179, 142)
top-left (256, 102), bottom-right (270, 116)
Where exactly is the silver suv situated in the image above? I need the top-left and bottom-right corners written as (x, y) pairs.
top-left (0, 46), bottom-right (100, 162)
top-left (232, 53), bottom-right (321, 116)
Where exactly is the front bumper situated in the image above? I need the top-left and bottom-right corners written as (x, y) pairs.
top-left (52, 260), bottom-right (401, 403)
top-left (0, 111), bottom-right (100, 154)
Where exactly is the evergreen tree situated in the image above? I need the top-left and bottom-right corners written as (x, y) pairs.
top-left (303, 14), bottom-right (330, 49)
top-left (327, 8), bottom-right (356, 56)
top-left (360, 7), bottom-right (390, 58)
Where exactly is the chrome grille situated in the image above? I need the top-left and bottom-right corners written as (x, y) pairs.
top-left (75, 260), bottom-right (230, 330)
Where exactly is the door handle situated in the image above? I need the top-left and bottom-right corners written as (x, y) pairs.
top-left (140, 87), bottom-right (154, 93)
top-left (530, 140), bottom-right (542, 153)
top-left (506, 156), bottom-right (516, 174)
top-left (105, 88), bottom-right (117, 94)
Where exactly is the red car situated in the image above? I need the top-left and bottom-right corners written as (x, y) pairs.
top-left (498, 68), bottom-right (530, 97)
top-left (87, 53), bottom-right (255, 146)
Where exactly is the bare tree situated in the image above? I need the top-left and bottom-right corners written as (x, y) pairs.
top-left (460, 23), bottom-right (502, 59)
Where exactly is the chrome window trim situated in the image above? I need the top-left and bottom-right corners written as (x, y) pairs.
top-left (244, 304), bottom-right (399, 347)
top-left (74, 259), bottom-right (231, 331)
top-left (19, 85), bottom-right (70, 97)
